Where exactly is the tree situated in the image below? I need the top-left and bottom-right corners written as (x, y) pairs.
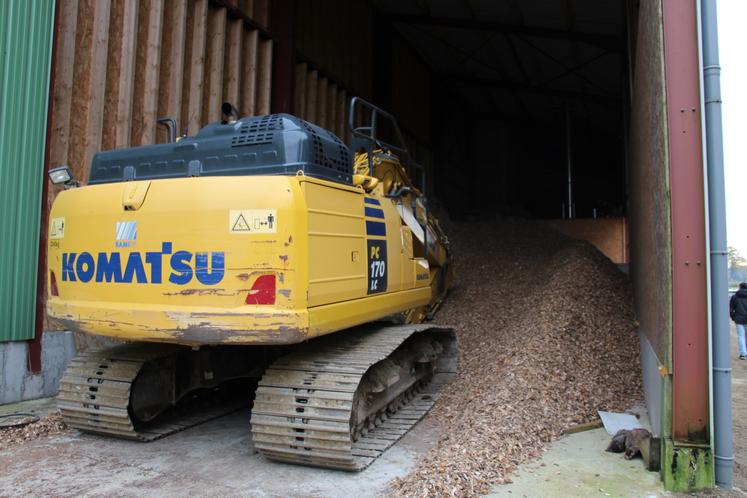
top-left (728, 247), bottom-right (747, 287)
top-left (728, 246), bottom-right (747, 271)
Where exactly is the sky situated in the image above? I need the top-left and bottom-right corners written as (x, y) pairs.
top-left (718, 1), bottom-right (747, 256)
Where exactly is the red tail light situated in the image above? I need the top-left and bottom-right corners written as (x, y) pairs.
top-left (50, 271), bottom-right (59, 297)
top-left (245, 274), bottom-right (276, 305)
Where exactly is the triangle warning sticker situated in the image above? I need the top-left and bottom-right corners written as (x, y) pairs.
top-left (232, 214), bottom-right (251, 232)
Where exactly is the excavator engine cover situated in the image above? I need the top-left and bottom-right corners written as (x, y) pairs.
top-left (89, 114), bottom-right (352, 185)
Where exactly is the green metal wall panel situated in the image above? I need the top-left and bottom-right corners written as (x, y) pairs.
top-left (0, 0), bottom-right (55, 341)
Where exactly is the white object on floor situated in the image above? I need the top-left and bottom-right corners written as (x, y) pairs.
top-left (598, 410), bottom-right (642, 436)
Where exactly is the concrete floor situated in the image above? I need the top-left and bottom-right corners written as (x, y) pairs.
top-left (486, 428), bottom-right (667, 498)
top-left (0, 396), bottom-right (58, 418)
top-left (486, 331), bottom-right (747, 498)
top-left (2, 402), bottom-right (670, 498)
top-left (0, 407), bottom-right (438, 498)
top-left (4, 324), bottom-right (747, 497)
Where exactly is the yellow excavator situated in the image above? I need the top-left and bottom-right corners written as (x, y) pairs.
top-left (47, 97), bottom-right (455, 470)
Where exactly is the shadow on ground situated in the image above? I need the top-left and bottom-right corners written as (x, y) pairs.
top-left (0, 408), bottom-right (439, 498)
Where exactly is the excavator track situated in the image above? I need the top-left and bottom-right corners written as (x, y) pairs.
top-left (251, 324), bottom-right (457, 470)
top-left (57, 344), bottom-right (247, 441)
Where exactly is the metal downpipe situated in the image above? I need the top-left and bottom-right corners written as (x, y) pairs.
top-left (565, 106), bottom-right (573, 219)
top-left (700, 0), bottom-right (733, 488)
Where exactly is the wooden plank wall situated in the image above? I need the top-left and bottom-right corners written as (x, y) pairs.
top-left (293, 62), bottom-right (348, 139)
top-left (294, 0), bottom-right (372, 101)
top-left (293, 59), bottom-right (434, 195)
top-left (43, 0), bottom-right (272, 334)
top-left (49, 0), bottom-right (435, 207)
top-left (390, 35), bottom-right (433, 193)
top-left (48, 0), bottom-right (274, 184)
top-left (292, 0), bottom-right (372, 140)
top-left (391, 36), bottom-right (431, 146)
top-left (628, 0), bottom-right (673, 371)
top-left (42, 0), bottom-right (445, 333)
top-left (50, 0), bottom-right (427, 181)
top-left (292, 0), bottom-right (432, 185)
top-left (546, 218), bottom-right (629, 264)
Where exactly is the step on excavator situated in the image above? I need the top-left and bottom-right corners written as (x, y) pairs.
top-left (47, 98), bottom-right (456, 470)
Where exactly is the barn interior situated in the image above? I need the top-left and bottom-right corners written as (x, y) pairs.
top-left (47, 0), bottom-right (634, 266)
top-left (290, 1), bottom-right (622, 217)
top-left (46, 0), bottom-right (660, 438)
top-left (282, 0), bottom-right (632, 266)
top-left (39, 0), bottom-right (710, 491)
top-left (282, 0), bottom-right (695, 477)
top-left (368, 0), bottom-right (626, 223)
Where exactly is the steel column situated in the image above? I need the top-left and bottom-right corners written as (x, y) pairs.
top-left (30, 0), bottom-right (61, 372)
top-left (662, 0), bottom-right (710, 443)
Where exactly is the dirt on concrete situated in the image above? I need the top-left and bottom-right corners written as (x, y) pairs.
top-left (0, 410), bottom-right (70, 451)
top-left (392, 219), bottom-right (643, 497)
top-left (0, 408), bottom-right (438, 498)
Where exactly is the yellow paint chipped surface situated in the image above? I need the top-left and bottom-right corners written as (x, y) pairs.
top-left (47, 173), bottom-right (435, 345)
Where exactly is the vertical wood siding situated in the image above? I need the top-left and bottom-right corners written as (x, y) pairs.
top-left (49, 0), bottom-right (274, 182)
top-left (41, 0), bottom-right (274, 330)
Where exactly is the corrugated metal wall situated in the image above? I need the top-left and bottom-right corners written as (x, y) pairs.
top-left (0, 0), bottom-right (55, 341)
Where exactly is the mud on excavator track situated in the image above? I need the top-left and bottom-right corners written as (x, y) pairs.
top-left (57, 344), bottom-right (264, 441)
top-left (57, 323), bottom-right (456, 470)
top-left (252, 324), bottom-right (457, 470)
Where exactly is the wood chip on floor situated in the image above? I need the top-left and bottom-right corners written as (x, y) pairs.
top-left (391, 218), bottom-right (643, 497)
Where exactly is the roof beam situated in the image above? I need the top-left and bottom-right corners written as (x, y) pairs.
top-left (441, 74), bottom-right (620, 107)
top-left (389, 14), bottom-right (622, 52)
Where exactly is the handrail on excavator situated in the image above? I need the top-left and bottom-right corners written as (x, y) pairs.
top-left (347, 97), bottom-right (427, 197)
top-left (348, 96), bottom-right (430, 256)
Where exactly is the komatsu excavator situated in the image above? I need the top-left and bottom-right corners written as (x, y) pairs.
top-left (47, 98), bottom-right (455, 470)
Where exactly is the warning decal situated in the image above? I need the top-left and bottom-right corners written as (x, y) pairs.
top-left (232, 214), bottom-right (250, 232)
top-left (50, 217), bottom-right (65, 239)
top-left (229, 209), bottom-right (277, 234)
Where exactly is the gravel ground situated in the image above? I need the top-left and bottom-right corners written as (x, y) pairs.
top-left (0, 411), bottom-right (69, 451)
top-left (392, 219), bottom-right (643, 497)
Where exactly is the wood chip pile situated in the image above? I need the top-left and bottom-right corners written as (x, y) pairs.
top-left (0, 411), bottom-right (69, 451)
top-left (392, 219), bottom-right (643, 497)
